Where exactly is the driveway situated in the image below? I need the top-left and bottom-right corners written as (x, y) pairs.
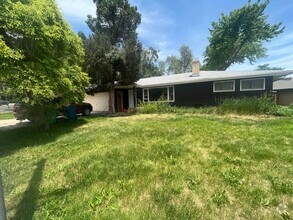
top-left (0, 119), bottom-right (31, 130)
top-left (0, 103), bottom-right (14, 112)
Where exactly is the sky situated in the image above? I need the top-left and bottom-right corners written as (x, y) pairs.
top-left (55, 0), bottom-right (293, 71)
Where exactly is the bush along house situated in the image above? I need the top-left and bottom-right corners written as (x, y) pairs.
top-left (135, 60), bottom-right (293, 107)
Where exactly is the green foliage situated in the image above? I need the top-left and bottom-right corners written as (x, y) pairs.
top-left (0, 0), bottom-right (89, 106)
top-left (165, 45), bottom-right (194, 74)
top-left (222, 167), bottom-right (244, 186)
top-left (270, 105), bottom-right (293, 117)
top-left (218, 96), bottom-right (276, 115)
top-left (218, 96), bottom-right (293, 116)
top-left (85, 0), bottom-right (141, 112)
top-left (137, 100), bottom-right (170, 114)
top-left (268, 176), bottom-right (293, 195)
top-left (180, 45), bottom-right (193, 72)
top-left (88, 188), bottom-right (119, 216)
top-left (88, 0), bottom-right (141, 46)
top-left (165, 55), bottom-right (182, 74)
top-left (26, 104), bottom-right (58, 127)
top-left (203, 0), bottom-right (284, 70)
top-left (137, 101), bottom-right (218, 115)
top-left (255, 64), bottom-right (284, 70)
top-left (138, 96), bottom-right (293, 117)
top-left (211, 189), bottom-right (228, 206)
top-left (140, 47), bottom-right (164, 78)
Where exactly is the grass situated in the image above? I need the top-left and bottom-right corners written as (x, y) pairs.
top-left (0, 114), bottom-right (292, 219)
top-left (0, 112), bottom-right (14, 120)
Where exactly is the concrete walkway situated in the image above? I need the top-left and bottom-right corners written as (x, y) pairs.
top-left (0, 119), bottom-right (31, 130)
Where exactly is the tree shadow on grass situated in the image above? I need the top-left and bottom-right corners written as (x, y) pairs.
top-left (13, 158), bottom-right (46, 220)
top-left (0, 118), bottom-right (88, 158)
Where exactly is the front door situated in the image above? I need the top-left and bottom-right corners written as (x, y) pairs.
top-left (117, 91), bottom-right (123, 112)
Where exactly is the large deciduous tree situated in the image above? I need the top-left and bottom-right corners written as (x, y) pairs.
top-left (165, 45), bottom-right (193, 74)
top-left (255, 64), bottom-right (284, 70)
top-left (0, 0), bottom-right (89, 106)
top-left (203, 0), bottom-right (284, 70)
top-left (85, 0), bottom-right (141, 112)
top-left (140, 47), bottom-right (164, 78)
top-left (179, 45), bottom-right (193, 73)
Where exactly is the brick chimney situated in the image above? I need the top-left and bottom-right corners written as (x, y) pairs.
top-left (192, 59), bottom-right (200, 76)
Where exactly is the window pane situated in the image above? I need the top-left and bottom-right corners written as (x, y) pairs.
top-left (143, 89), bottom-right (148, 101)
top-left (168, 87), bottom-right (174, 101)
top-left (149, 88), bottom-right (168, 101)
top-left (241, 79), bottom-right (264, 90)
top-left (214, 81), bottom-right (234, 91)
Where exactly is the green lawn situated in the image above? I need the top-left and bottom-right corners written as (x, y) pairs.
top-left (0, 114), bottom-right (292, 219)
top-left (0, 112), bottom-right (14, 120)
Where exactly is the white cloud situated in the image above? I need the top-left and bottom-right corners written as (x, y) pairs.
top-left (134, 2), bottom-right (177, 60)
top-left (265, 32), bottom-right (293, 49)
top-left (55, 0), bottom-right (96, 19)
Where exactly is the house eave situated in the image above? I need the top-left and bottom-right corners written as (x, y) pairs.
top-left (136, 71), bottom-right (292, 88)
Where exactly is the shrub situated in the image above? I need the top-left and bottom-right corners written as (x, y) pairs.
top-left (137, 101), bottom-right (170, 114)
top-left (218, 96), bottom-right (276, 115)
top-left (137, 97), bottom-right (293, 117)
top-left (269, 105), bottom-right (293, 117)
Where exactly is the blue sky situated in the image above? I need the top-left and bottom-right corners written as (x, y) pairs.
top-left (56, 0), bottom-right (293, 71)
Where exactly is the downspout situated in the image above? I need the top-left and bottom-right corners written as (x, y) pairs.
top-left (133, 85), bottom-right (137, 108)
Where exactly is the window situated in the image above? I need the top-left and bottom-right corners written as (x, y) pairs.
top-left (240, 78), bottom-right (265, 91)
top-left (143, 89), bottom-right (148, 102)
top-left (143, 86), bottom-right (175, 102)
top-left (213, 80), bottom-right (235, 92)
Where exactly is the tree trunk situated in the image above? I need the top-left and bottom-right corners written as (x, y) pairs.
top-left (108, 82), bottom-right (115, 113)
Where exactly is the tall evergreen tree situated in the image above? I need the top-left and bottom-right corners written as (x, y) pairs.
top-left (165, 45), bottom-right (194, 74)
top-left (85, 0), bottom-right (141, 112)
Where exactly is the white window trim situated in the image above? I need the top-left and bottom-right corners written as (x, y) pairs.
top-left (213, 80), bottom-right (235, 93)
top-left (240, 78), bottom-right (265, 91)
top-left (143, 86), bottom-right (175, 103)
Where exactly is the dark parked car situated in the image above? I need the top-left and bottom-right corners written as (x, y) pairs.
top-left (13, 102), bottom-right (93, 120)
top-left (13, 102), bottom-right (28, 120)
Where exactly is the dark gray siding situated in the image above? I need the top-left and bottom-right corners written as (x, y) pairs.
top-left (137, 76), bottom-right (274, 107)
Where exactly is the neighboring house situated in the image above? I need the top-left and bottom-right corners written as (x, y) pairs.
top-left (273, 77), bottom-right (293, 105)
top-left (86, 61), bottom-right (293, 112)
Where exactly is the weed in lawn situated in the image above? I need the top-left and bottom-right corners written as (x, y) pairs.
top-left (88, 188), bottom-right (119, 215)
top-left (211, 189), bottom-right (228, 206)
top-left (222, 167), bottom-right (244, 186)
top-left (223, 156), bottom-right (250, 166)
top-left (186, 174), bottom-right (201, 191)
top-left (268, 176), bottom-right (293, 195)
top-left (246, 187), bottom-right (270, 207)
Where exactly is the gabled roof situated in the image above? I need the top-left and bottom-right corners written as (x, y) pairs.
top-left (273, 77), bottom-right (293, 90)
top-left (136, 70), bottom-right (293, 88)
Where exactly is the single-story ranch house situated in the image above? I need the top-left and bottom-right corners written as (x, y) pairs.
top-left (85, 60), bottom-right (293, 112)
